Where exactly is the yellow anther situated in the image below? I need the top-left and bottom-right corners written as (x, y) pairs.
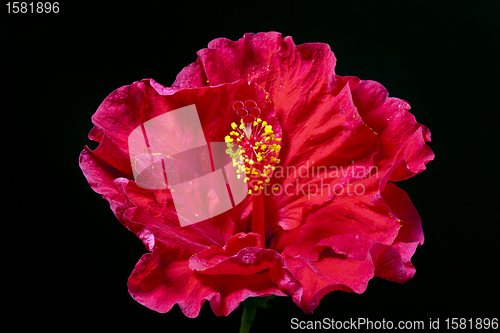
top-left (226, 111), bottom-right (282, 187)
top-left (274, 187), bottom-right (279, 191)
top-left (248, 189), bottom-right (252, 194)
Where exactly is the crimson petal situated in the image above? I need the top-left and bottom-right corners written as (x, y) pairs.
top-left (128, 252), bottom-right (289, 317)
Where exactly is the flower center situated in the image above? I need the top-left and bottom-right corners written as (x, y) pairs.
top-left (225, 100), bottom-right (281, 194)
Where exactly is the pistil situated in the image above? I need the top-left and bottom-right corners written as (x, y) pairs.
top-left (225, 100), bottom-right (282, 246)
top-left (251, 190), bottom-right (265, 245)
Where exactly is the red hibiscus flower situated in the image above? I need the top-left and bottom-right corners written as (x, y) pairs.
top-left (79, 31), bottom-right (434, 322)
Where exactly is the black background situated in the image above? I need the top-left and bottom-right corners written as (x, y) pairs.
top-left (3, 0), bottom-right (499, 331)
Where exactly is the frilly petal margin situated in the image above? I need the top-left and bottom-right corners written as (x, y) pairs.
top-left (270, 162), bottom-right (405, 261)
top-left (351, 80), bottom-right (435, 181)
top-left (79, 144), bottom-right (135, 235)
top-left (271, 164), bottom-right (425, 313)
top-left (284, 253), bottom-right (374, 314)
top-left (374, 182), bottom-right (424, 282)
top-left (79, 80), bottom-right (174, 249)
top-left (128, 233), bottom-right (302, 317)
top-left (128, 253), bottom-right (285, 317)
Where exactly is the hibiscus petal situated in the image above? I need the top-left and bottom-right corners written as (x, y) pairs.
top-left (352, 80), bottom-right (435, 181)
top-left (377, 182), bottom-right (425, 282)
top-left (172, 31), bottom-right (433, 206)
top-left (175, 32), bottom-right (354, 105)
top-left (190, 238), bottom-right (276, 276)
top-left (81, 78), bottom-right (286, 251)
top-left (271, 163), bottom-right (403, 261)
top-left (188, 233), bottom-right (302, 300)
top-left (84, 76), bottom-right (280, 183)
top-left (266, 83), bottom-right (380, 231)
top-left (369, 243), bottom-right (408, 283)
top-left (189, 232), bottom-right (263, 270)
top-left (90, 80), bottom-right (171, 154)
top-left (170, 32), bottom-right (432, 230)
top-left (314, 233), bottom-right (374, 260)
top-left (79, 142), bottom-right (134, 230)
top-left (128, 251), bottom-right (289, 317)
top-left (284, 251), bottom-right (374, 314)
top-left (382, 183), bottom-right (424, 246)
top-left (79, 80), bottom-right (175, 243)
top-left (123, 181), bottom-right (236, 259)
